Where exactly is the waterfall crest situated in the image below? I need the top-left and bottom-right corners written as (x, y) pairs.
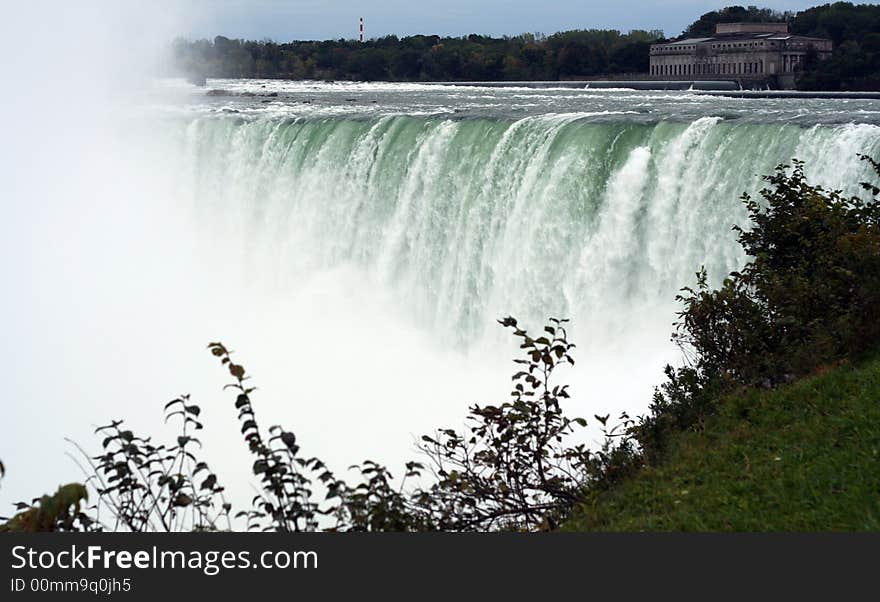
top-left (179, 114), bottom-right (880, 347)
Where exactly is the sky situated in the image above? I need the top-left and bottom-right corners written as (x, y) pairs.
top-left (177, 1), bottom-right (823, 42)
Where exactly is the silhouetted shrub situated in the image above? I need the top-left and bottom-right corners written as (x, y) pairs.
top-left (2, 317), bottom-right (593, 532)
top-left (64, 399), bottom-right (232, 532)
top-left (415, 317), bottom-right (592, 531)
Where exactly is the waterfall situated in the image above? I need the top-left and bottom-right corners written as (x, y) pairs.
top-left (177, 114), bottom-right (880, 350)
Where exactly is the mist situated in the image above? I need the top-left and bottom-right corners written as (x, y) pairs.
top-left (0, 2), bottom-right (196, 506)
top-left (0, 2), bottom-right (522, 513)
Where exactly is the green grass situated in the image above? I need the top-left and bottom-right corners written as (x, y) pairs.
top-left (564, 355), bottom-right (880, 531)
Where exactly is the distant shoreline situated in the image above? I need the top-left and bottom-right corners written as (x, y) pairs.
top-left (428, 80), bottom-right (880, 98)
top-left (197, 77), bottom-right (880, 99)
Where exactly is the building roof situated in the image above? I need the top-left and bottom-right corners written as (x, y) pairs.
top-left (667, 38), bottom-right (713, 45)
top-left (715, 22), bottom-right (789, 35)
top-left (653, 31), bottom-right (832, 48)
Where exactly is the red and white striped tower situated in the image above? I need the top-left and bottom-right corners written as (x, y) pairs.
top-left (359, 17), bottom-right (364, 42)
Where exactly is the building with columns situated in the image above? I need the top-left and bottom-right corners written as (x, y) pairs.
top-left (649, 23), bottom-right (832, 88)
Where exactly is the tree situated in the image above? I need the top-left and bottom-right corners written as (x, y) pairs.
top-left (681, 6), bottom-right (788, 39)
top-left (170, 29), bottom-right (663, 82)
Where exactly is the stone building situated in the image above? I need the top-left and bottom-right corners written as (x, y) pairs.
top-left (649, 23), bottom-right (832, 88)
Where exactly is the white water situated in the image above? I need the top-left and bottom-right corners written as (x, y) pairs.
top-left (160, 100), bottom-right (880, 514)
top-left (2, 65), bottom-right (879, 514)
top-left (175, 109), bottom-right (879, 346)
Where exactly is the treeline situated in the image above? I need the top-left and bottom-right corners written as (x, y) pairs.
top-left (793, 3), bottom-right (880, 90)
top-left (172, 30), bottom-right (663, 82)
top-left (682, 5), bottom-right (791, 37)
top-left (171, 3), bottom-right (880, 90)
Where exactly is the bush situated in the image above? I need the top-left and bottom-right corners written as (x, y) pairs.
top-left (1, 318), bottom-right (596, 532)
top-left (675, 157), bottom-right (880, 385)
top-left (640, 155), bottom-right (880, 460)
top-left (416, 317), bottom-right (592, 531)
top-left (0, 484), bottom-right (91, 533)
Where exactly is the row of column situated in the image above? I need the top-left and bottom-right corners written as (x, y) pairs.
top-left (650, 61), bottom-right (765, 77)
top-left (782, 54), bottom-right (802, 73)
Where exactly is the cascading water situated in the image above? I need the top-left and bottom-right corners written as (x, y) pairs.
top-left (178, 111), bottom-right (880, 350)
top-left (155, 92), bottom-right (879, 501)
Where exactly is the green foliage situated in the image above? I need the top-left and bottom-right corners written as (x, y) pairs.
top-left (791, 2), bottom-right (880, 46)
top-left (0, 483), bottom-right (91, 533)
top-left (682, 5), bottom-right (790, 38)
top-left (565, 353), bottom-right (880, 531)
top-left (597, 153), bottom-right (880, 519)
top-left (171, 6), bottom-right (880, 87)
top-left (171, 30), bottom-right (664, 82)
top-left (562, 153), bottom-right (880, 531)
top-left (674, 157), bottom-right (880, 387)
top-left (789, 2), bottom-right (880, 90)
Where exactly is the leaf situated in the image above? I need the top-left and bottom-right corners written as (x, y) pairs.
top-left (164, 399), bottom-right (184, 411)
top-left (280, 431), bottom-right (297, 449)
top-left (229, 364), bottom-right (245, 379)
top-left (200, 474), bottom-right (217, 491)
top-left (93, 420), bottom-right (123, 434)
top-left (173, 494), bottom-right (193, 507)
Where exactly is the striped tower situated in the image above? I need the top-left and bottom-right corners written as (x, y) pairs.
top-left (359, 17), bottom-right (364, 43)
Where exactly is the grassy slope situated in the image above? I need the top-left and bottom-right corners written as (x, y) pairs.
top-left (565, 355), bottom-right (880, 531)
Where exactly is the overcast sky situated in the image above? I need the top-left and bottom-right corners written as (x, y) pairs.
top-left (176, 1), bottom-right (823, 41)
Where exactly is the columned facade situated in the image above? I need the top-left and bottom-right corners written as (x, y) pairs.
top-left (649, 23), bottom-right (832, 87)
